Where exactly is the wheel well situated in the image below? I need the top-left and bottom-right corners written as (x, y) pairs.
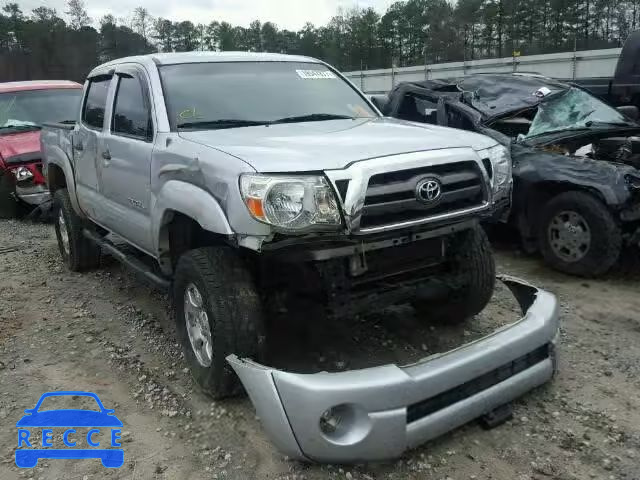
top-left (160, 211), bottom-right (229, 272)
top-left (47, 164), bottom-right (67, 192)
top-left (519, 182), bottom-right (607, 238)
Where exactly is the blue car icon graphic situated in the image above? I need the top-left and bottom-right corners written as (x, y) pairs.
top-left (16, 391), bottom-right (124, 468)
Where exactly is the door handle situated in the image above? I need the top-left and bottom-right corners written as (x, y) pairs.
top-left (74, 142), bottom-right (83, 151)
top-left (102, 150), bottom-right (111, 161)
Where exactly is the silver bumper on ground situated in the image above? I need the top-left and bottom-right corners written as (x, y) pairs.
top-left (227, 276), bottom-right (560, 463)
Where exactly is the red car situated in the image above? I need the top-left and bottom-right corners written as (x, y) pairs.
top-left (0, 81), bottom-right (82, 218)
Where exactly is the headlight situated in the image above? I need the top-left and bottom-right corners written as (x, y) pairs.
top-left (240, 174), bottom-right (341, 230)
top-left (478, 144), bottom-right (512, 195)
top-left (12, 166), bottom-right (34, 182)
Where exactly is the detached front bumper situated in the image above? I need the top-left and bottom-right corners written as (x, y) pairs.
top-left (227, 276), bottom-right (560, 463)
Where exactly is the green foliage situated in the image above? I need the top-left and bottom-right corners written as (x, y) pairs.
top-left (0, 0), bottom-right (638, 82)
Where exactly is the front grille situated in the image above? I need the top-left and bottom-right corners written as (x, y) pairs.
top-left (360, 161), bottom-right (486, 229)
top-left (406, 344), bottom-right (550, 423)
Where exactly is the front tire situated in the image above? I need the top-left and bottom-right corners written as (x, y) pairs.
top-left (538, 191), bottom-right (621, 277)
top-left (53, 189), bottom-right (101, 271)
top-left (413, 226), bottom-right (495, 324)
top-left (173, 247), bottom-right (266, 399)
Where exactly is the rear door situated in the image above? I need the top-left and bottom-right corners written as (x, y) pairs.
top-left (74, 75), bottom-right (113, 219)
top-left (99, 65), bottom-right (155, 254)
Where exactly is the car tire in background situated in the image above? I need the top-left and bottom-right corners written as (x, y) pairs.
top-left (412, 226), bottom-right (496, 324)
top-left (0, 170), bottom-right (18, 219)
top-left (173, 247), bottom-right (266, 399)
top-left (53, 188), bottom-right (101, 271)
top-left (538, 191), bottom-right (622, 277)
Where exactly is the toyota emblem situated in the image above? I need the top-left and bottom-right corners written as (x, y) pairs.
top-left (416, 178), bottom-right (442, 203)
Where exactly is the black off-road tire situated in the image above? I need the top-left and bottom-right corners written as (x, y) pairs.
top-left (0, 170), bottom-right (18, 219)
top-left (173, 247), bottom-right (266, 399)
top-left (538, 191), bottom-right (621, 277)
top-left (413, 226), bottom-right (496, 324)
top-left (53, 189), bottom-right (101, 271)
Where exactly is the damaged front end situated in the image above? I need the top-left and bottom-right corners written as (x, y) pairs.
top-left (227, 276), bottom-right (559, 462)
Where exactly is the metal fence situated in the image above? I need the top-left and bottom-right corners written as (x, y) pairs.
top-left (343, 48), bottom-right (622, 94)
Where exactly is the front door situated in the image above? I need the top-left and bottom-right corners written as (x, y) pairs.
top-left (99, 66), bottom-right (155, 254)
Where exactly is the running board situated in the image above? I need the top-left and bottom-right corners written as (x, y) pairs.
top-left (83, 229), bottom-right (171, 291)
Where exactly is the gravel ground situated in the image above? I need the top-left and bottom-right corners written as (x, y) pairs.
top-left (0, 219), bottom-right (639, 480)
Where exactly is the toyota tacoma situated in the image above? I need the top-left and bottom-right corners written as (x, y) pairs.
top-left (41, 52), bottom-right (559, 462)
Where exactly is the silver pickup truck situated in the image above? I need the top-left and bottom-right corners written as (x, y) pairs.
top-left (42, 52), bottom-right (559, 462)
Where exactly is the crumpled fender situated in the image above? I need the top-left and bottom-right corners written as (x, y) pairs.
top-left (42, 141), bottom-right (84, 217)
top-left (151, 180), bottom-right (233, 252)
top-left (511, 143), bottom-right (635, 207)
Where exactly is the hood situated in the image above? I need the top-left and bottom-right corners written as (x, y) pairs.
top-left (179, 117), bottom-right (498, 172)
top-left (0, 130), bottom-right (41, 165)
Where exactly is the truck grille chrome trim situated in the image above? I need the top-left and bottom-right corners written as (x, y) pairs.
top-left (324, 149), bottom-right (492, 235)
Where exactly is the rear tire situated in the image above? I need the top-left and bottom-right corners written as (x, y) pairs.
top-left (173, 247), bottom-right (266, 399)
top-left (538, 191), bottom-right (621, 277)
top-left (412, 226), bottom-right (495, 324)
top-left (53, 189), bottom-right (101, 271)
top-left (0, 170), bottom-right (18, 219)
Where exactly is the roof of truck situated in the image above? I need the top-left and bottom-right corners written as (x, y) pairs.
top-left (89, 51), bottom-right (322, 77)
top-left (0, 80), bottom-right (82, 93)
top-left (390, 73), bottom-right (571, 120)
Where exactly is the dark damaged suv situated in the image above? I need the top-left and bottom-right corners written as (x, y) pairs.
top-left (382, 74), bottom-right (640, 277)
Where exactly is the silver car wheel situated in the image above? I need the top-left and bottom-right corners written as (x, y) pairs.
top-left (58, 209), bottom-right (70, 257)
top-left (548, 210), bottom-right (591, 263)
top-left (184, 283), bottom-right (213, 368)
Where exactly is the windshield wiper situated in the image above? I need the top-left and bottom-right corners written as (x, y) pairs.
top-left (0, 124), bottom-right (41, 131)
top-left (270, 113), bottom-right (356, 124)
top-left (177, 119), bottom-right (271, 130)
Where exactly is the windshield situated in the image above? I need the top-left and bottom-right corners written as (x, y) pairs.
top-left (0, 89), bottom-right (81, 131)
top-left (159, 62), bottom-right (377, 130)
top-left (525, 87), bottom-right (635, 139)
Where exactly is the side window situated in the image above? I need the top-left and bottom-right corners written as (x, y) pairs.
top-left (112, 74), bottom-right (152, 140)
top-left (398, 94), bottom-right (438, 124)
top-left (82, 76), bottom-right (112, 129)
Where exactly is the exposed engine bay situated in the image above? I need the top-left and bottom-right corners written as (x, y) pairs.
top-left (488, 89), bottom-right (640, 169)
top-left (536, 136), bottom-right (640, 169)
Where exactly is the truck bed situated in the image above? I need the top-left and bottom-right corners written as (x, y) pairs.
top-left (40, 121), bottom-right (76, 174)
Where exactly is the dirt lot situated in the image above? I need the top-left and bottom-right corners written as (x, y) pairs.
top-left (1, 219), bottom-right (639, 480)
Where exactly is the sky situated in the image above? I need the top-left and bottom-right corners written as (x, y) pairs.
top-left (16, 0), bottom-right (395, 30)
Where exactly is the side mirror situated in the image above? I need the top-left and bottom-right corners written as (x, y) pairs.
top-left (616, 105), bottom-right (639, 120)
top-left (370, 95), bottom-right (390, 115)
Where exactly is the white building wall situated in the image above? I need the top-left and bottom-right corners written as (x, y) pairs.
top-left (343, 48), bottom-right (622, 94)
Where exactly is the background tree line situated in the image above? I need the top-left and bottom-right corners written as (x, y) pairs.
top-left (2, 0), bottom-right (640, 82)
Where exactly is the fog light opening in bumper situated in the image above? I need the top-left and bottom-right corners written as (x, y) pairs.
top-left (319, 404), bottom-right (373, 445)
